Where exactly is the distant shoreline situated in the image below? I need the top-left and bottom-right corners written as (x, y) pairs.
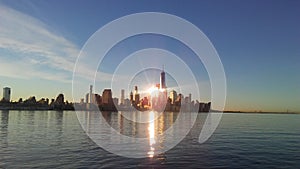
top-left (0, 108), bottom-right (299, 114)
top-left (222, 111), bottom-right (300, 114)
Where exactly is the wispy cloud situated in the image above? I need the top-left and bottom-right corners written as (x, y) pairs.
top-left (0, 4), bottom-right (79, 83)
top-left (0, 54), bottom-right (71, 83)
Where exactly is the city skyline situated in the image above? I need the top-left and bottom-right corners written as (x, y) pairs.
top-left (0, 1), bottom-right (299, 112)
top-left (80, 67), bottom-right (210, 112)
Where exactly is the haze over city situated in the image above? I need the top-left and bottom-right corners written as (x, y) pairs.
top-left (0, 0), bottom-right (299, 112)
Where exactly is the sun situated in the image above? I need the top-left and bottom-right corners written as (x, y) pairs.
top-left (147, 86), bottom-right (157, 94)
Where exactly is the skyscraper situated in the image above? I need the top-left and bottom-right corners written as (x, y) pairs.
top-left (170, 90), bottom-right (177, 104)
top-left (102, 89), bottom-right (113, 104)
top-left (102, 89), bottom-right (116, 111)
top-left (85, 93), bottom-right (89, 103)
top-left (130, 91), bottom-right (133, 102)
top-left (160, 66), bottom-right (166, 89)
top-left (134, 86), bottom-right (140, 103)
top-left (134, 86), bottom-right (138, 95)
top-left (160, 66), bottom-right (167, 101)
top-left (89, 85), bottom-right (93, 104)
top-left (121, 89), bottom-right (125, 105)
top-left (3, 87), bottom-right (11, 102)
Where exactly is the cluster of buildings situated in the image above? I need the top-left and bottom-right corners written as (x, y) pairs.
top-left (78, 68), bottom-right (211, 112)
top-left (0, 87), bottom-right (73, 110)
top-left (76, 86), bottom-right (118, 111)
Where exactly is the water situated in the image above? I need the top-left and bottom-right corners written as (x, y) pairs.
top-left (0, 110), bottom-right (299, 168)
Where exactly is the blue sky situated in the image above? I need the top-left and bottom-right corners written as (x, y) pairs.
top-left (0, 0), bottom-right (299, 112)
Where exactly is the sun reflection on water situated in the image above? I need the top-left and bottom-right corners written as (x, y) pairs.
top-left (147, 111), bottom-right (156, 158)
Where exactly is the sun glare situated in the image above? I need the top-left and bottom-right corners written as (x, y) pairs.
top-left (147, 86), bottom-right (157, 94)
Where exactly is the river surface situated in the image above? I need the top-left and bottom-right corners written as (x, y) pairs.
top-left (0, 110), bottom-right (299, 168)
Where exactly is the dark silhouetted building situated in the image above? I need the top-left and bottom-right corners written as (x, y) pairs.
top-left (85, 93), bottom-right (89, 103)
top-left (89, 85), bottom-right (93, 104)
top-left (102, 89), bottom-right (116, 111)
top-left (130, 91), bottom-right (133, 103)
top-left (134, 86), bottom-right (140, 106)
top-left (160, 66), bottom-right (166, 89)
top-left (55, 94), bottom-right (64, 104)
top-left (24, 96), bottom-right (36, 104)
top-left (102, 89), bottom-right (113, 104)
top-left (51, 93), bottom-right (65, 110)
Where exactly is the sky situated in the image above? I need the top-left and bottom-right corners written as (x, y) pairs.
top-left (0, 0), bottom-right (299, 112)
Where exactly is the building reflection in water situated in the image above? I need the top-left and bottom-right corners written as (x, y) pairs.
top-left (0, 110), bottom-right (9, 146)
